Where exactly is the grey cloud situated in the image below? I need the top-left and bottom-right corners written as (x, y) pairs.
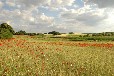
top-left (1, 0), bottom-right (114, 33)
top-left (61, 10), bottom-right (107, 26)
top-left (17, 0), bottom-right (46, 7)
top-left (15, 0), bottom-right (75, 10)
top-left (86, 0), bottom-right (114, 8)
top-left (76, 12), bottom-right (107, 26)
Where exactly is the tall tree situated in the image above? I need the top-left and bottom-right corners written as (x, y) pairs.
top-left (0, 23), bottom-right (15, 39)
top-left (0, 28), bottom-right (13, 39)
top-left (0, 23), bottom-right (15, 34)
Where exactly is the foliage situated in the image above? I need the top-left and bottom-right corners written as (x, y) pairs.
top-left (0, 23), bottom-right (15, 34)
top-left (68, 36), bottom-right (114, 41)
top-left (88, 32), bottom-right (114, 36)
top-left (27, 33), bottom-right (37, 36)
top-left (48, 31), bottom-right (61, 35)
top-left (0, 23), bottom-right (14, 39)
top-left (15, 30), bottom-right (27, 35)
top-left (44, 33), bottom-right (47, 34)
top-left (69, 32), bottom-right (74, 34)
top-left (0, 28), bottom-right (13, 39)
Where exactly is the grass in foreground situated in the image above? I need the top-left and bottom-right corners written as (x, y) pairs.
top-left (0, 35), bottom-right (114, 76)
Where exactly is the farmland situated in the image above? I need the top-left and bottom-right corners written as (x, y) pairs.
top-left (0, 35), bottom-right (114, 76)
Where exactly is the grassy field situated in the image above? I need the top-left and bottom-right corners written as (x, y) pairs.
top-left (0, 35), bottom-right (114, 76)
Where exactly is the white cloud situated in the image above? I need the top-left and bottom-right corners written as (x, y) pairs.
top-left (58, 4), bottom-right (114, 33)
top-left (61, 6), bottom-right (106, 24)
top-left (0, 7), bottom-right (54, 32)
top-left (0, 0), bottom-right (114, 33)
top-left (6, 1), bottom-right (15, 7)
top-left (0, 1), bottom-right (3, 9)
top-left (16, 0), bottom-right (46, 8)
top-left (47, 0), bottom-right (75, 7)
top-left (15, 0), bottom-right (75, 10)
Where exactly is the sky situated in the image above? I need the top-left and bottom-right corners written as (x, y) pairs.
top-left (0, 0), bottom-right (114, 33)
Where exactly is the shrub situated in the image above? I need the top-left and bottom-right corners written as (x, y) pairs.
top-left (48, 31), bottom-right (61, 35)
top-left (0, 23), bottom-right (14, 39)
top-left (0, 28), bottom-right (13, 39)
top-left (15, 30), bottom-right (26, 35)
top-left (69, 32), bottom-right (74, 34)
top-left (0, 23), bottom-right (15, 34)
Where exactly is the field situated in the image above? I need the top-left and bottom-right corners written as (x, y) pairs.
top-left (0, 35), bottom-right (114, 76)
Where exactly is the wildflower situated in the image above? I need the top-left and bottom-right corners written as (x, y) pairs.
top-left (0, 43), bottom-right (2, 46)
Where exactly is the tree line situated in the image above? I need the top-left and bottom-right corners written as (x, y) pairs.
top-left (0, 23), bottom-right (114, 39)
top-left (0, 23), bottom-right (63, 39)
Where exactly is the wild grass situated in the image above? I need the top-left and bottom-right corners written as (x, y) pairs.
top-left (0, 35), bottom-right (114, 76)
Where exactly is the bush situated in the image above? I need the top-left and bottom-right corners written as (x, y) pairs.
top-left (69, 32), bottom-right (74, 34)
top-left (48, 31), bottom-right (61, 35)
top-left (15, 30), bottom-right (26, 35)
top-left (0, 23), bottom-right (15, 34)
top-left (0, 23), bottom-right (14, 39)
top-left (0, 28), bottom-right (13, 39)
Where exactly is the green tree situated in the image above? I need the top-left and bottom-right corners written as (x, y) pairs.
top-left (48, 31), bottom-right (61, 35)
top-left (69, 32), bottom-right (74, 34)
top-left (28, 33), bottom-right (36, 36)
top-left (0, 23), bottom-right (14, 39)
top-left (0, 28), bottom-right (13, 39)
top-left (0, 23), bottom-right (15, 34)
top-left (15, 30), bottom-right (26, 35)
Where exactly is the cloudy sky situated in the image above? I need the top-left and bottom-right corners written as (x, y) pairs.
top-left (0, 0), bottom-right (114, 33)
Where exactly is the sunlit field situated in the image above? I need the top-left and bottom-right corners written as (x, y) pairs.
top-left (0, 35), bottom-right (114, 76)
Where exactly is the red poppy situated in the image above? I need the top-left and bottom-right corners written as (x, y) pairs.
top-left (0, 43), bottom-right (2, 46)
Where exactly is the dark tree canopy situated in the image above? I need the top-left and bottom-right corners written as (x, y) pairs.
top-left (15, 30), bottom-right (27, 35)
top-left (0, 23), bottom-right (15, 34)
top-left (0, 29), bottom-right (13, 39)
top-left (0, 23), bottom-right (15, 39)
top-left (48, 31), bottom-right (61, 35)
top-left (69, 32), bottom-right (74, 34)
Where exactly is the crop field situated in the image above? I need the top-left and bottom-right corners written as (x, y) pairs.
top-left (0, 35), bottom-right (114, 76)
